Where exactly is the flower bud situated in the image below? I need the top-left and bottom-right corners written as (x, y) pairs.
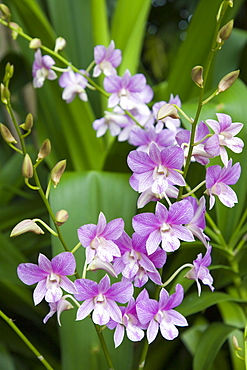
top-left (87, 257), bottom-right (118, 278)
top-left (10, 219), bottom-right (44, 237)
top-left (55, 209), bottom-right (69, 226)
top-left (51, 159), bottom-right (66, 187)
top-left (54, 37), bottom-right (66, 53)
top-left (157, 103), bottom-right (180, 120)
top-left (56, 298), bottom-right (74, 326)
top-left (232, 336), bottom-right (242, 351)
top-left (0, 4), bottom-right (11, 21)
top-left (9, 22), bottom-right (22, 40)
top-left (22, 154), bottom-right (33, 178)
top-left (217, 70), bottom-right (239, 93)
top-left (217, 20), bottom-right (234, 43)
top-left (29, 38), bottom-right (42, 49)
top-left (1, 83), bottom-right (10, 104)
top-left (191, 66), bottom-right (204, 88)
top-left (37, 139), bottom-right (51, 160)
top-left (19, 113), bottom-right (34, 131)
top-left (0, 123), bottom-right (17, 144)
top-left (3, 63), bottom-right (14, 85)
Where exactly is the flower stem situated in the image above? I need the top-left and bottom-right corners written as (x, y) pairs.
top-left (0, 310), bottom-right (54, 370)
top-left (138, 339), bottom-right (149, 370)
top-left (93, 323), bottom-right (115, 370)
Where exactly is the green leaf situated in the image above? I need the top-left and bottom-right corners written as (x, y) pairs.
top-left (193, 322), bottom-right (236, 370)
top-left (218, 301), bottom-right (246, 329)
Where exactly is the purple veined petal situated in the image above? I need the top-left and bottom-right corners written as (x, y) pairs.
top-left (147, 270), bottom-right (162, 286)
top-left (17, 263), bottom-right (48, 285)
top-left (77, 224), bottom-right (97, 247)
top-left (134, 272), bottom-right (149, 288)
top-left (47, 70), bottom-right (57, 81)
top-left (218, 184), bottom-right (238, 207)
top-left (127, 149), bottom-right (155, 173)
top-left (225, 137), bottom-right (244, 153)
top-left (74, 279), bottom-right (99, 301)
top-left (172, 224), bottom-right (195, 242)
top-left (136, 299), bottom-right (158, 324)
top-left (155, 202), bottom-right (169, 221)
top-left (103, 218), bottom-right (124, 240)
top-left (176, 129), bottom-right (190, 146)
top-left (165, 170), bottom-right (185, 186)
top-left (78, 91), bottom-right (88, 102)
top-left (204, 135), bottom-right (220, 156)
top-left (45, 285), bottom-right (63, 303)
top-left (216, 113), bottom-right (232, 130)
top-left (196, 121), bottom-right (210, 142)
top-left (122, 260), bottom-right (139, 279)
top-left (105, 299), bottom-right (123, 323)
top-left (163, 284), bottom-right (184, 310)
top-left (96, 212), bottom-right (107, 235)
top-left (146, 229), bottom-right (162, 255)
top-left (160, 146), bottom-right (185, 169)
top-left (149, 248), bottom-right (167, 268)
top-left (220, 161), bottom-right (241, 185)
top-left (107, 281), bottom-right (133, 303)
top-left (134, 171), bottom-right (155, 193)
top-left (161, 234), bottom-right (180, 252)
top-left (167, 310), bottom-right (188, 327)
top-left (104, 74), bottom-right (121, 93)
top-left (133, 212), bottom-right (159, 236)
top-left (168, 200), bottom-right (194, 225)
top-left (98, 274), bottom-right (111, 293)
top-left (33, 279), bottom-right (47, 305)
top-left (108, 93), bottom-right (120, 108)
top-left (94, 44), bottom-right (107, 64)
top-left (76, 299), bottom-right (94, 320)
top-left (60, 276), bottom-right (77, 294)
top-left (148, 142), bottom-right (162, 164)
top-left (147, 319), bottom-right (159, 344)
top-left (126, 323), bottom-right (144, 342)
top-left (38, 254), bottom-right (52, 273)
top-left (100, 240), bottom-right (121, 260)
top-left (93, 302), bottom-right (110, 325)
top-left (205, 118), bottom-right (221, 134)
top-left (206, 165), bottom-right (222, 188)
top-left (128, 73), bottom-right (147, 92)
top-left (115, 231), bottom-right (132, 252)
top-left (159, 321), bottom-right (179, 340)
top-left (219, 146), bottom-right (228, 167)
top-left (42, 55), bottom-right (56, 69)
top-left (85, 247), bottom-right (95, 264)
top-left (139, 254), bottom-right (157, 273)
top-left (224, 121), bottom-right (243, 136)
top-left (51, 252), bottom-right (76, 276)
top-left (114, 324), bottom-right (125, 347)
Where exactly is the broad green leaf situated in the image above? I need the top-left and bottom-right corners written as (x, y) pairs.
top-left (218, 301), bottom-right (246, 329)
top-left (50, 171), bottom-right (138, 369)
top-left (111, 0), bottom-right (152, 74)
top-left (193, 322), bottom-right (236, 370)
top-left (178, 291), bottom-right (246, 317)
top-left (0, 343), bottom-right (15, 370)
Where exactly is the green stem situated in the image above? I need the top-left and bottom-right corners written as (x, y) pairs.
top-left (94, 324), bottom-right (115, 370)
top-left (162, 263), bottom-right (193, 288)
top-left (138, 339), bottom-right (149, 370)
top-left (0, 310), bottom-right (54, 370)
top-left (181, 180), bottom-right (206, 198)
top-left (5, 101), bottom-right (26, 155)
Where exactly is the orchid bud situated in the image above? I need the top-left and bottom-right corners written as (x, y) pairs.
top-left (37, 139), bottom-right (51, 160)
top-left (191, 66), bottom-right (204, 88)
top-left (20, 113), bottom-right (34, 131)
top-left (232, 336), bottom-right (242, 351)
top-left (22, 154), bottom-right (33, 178)
top-left (51, 160), bottom-right (66, 187)
top-left (1, 83), bottom-right (10, 105)
top-left (3, 63), bottom-right (14, 85)
top-left (217, 20), bottom-right (234, 43)
top-left (29, 38), bottom-right (42, 49)
top-left (217, 70), bottom-right (239, 93)
top-left (0, 4), bottom-right (11, 21)
top-left (9, 22), bottom-right (22, 40)
top-left (55, 209), bottom-right (69, 226)
top-left (157, 103), bottom-right (180, 120)
top-left (54, 37), bottom-right (66, 53)
top-left (0, 123), bottom-right (17, 144)
top-left (10, 219), bottom-right (44, 237)
top-left (56, 298), bottom-right (74, 326)
top-left (87, 257), bottom-right (118, 278)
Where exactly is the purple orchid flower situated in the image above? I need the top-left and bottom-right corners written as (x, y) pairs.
top-left (93, 40), bottom-right (122, 77)
top-left (104, 69), bottom-right (153, 110)
top-left (107, 297), bottom-right (144, 347)
top-left (185, 244), bottom-right (214, 296)
top-left (205, 159), bottom-right (241, 209)
top-left (136, 284), bottom-right (188, 343)
top-left (17, 252), bottom-right (77, 305)
top-left (77, 212), bottom-right (124, 264)
top-left (92, 109), bottom-right (129, 138)
top-left (32, 49), bottom-right (57, 88)
top-left (133, 200), bottom-right (194, 254)
top-left (185, 196), bottom-right (209, 247)
top-left (43, 296), bottom-right (74, 325)
top-left (74, 274), bottom-right (133, 326)
top-left (113, 232), bottom-right (166, 287)
top-left (136, 185), bottom-right (179, 209)
top-left (205, 113), bottom-right (244, 166)
top-left (176, 122), bottom-right (213, 165)
top-left (127, 141), bottom-right (185, 197)
top-left (59, 69), bottom-right (88, 103)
